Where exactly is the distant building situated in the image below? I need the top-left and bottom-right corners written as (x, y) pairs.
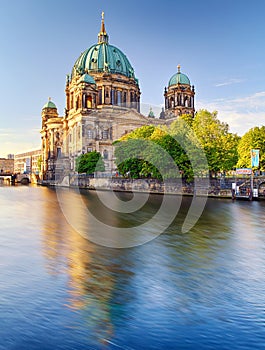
top-left (40, 13), bottom-right (195, 180)
top-left (0, 158), bottom-right (14, 173)
top-left (14, 149), bottom-right (42, 175)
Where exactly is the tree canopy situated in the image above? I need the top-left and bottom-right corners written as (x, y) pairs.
top-left (237, 126), bottom-right (265, 171)
top-left (67, 108), bottom-right (265, 180)
top-left (114, 110), bottom-right (241, 180)
top-left (114, 117), bottom-right (206, 181)
top-left (191, 110), bottom-right (240, 175)
top-left (76, 151), bottom-right (105, 174)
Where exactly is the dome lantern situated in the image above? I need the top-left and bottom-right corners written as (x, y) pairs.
top-left (98, 11), bottom-right (109, 44)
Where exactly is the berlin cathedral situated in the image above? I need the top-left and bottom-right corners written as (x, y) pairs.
top-left (40, 13), bottom-right (195, 180)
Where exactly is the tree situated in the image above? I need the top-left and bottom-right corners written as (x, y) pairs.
top-left (119, 125), bottom-right (156, 141)
top-left (237, 126), bottom-right (265, 171)
top-left (114, 110), bottom-right (240, 181)
top-left (114, 124), bottom-right (193, 181)
top-left (150, 126), bottom-right (193, 180)
top-left (114, 138), bottom-right (146, 178)
top-left (76, 151), bottom-right (105, 174)
top-left (192, 110), bottom-right (239, 176)
top-left (179, 113), bottom-right (194, 128)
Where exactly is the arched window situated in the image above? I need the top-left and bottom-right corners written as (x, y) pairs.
top-left (103, 150), bottom-right (108, 160)
top-left (123, 91), bottom-right (127, 104)
top-left (111, 89), bottom-right (115, 104)
top-left (181, 94), bottom-right (184, 106)
top-left (117, 91), bottom-right (122, 106)
top-left (86, 96), bottom-right (92, 108)
top-left (102, 129), bottom-right (109, 140)
top-left (98, 89), bottom-right (102, 105)
top-left (87, 129), bottom-right (93, 139)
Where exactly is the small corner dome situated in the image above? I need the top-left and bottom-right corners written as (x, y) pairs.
top-left (78, 73), bottom-right (96, 85)
top-left (148, 108), bottom-right (155, 118)
top-left (168, 70), bottom-right (190, 87)
top-left (42, 100), bottom-right (57, 109)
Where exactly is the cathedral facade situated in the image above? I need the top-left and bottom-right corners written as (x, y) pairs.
top-left (40, 14), bottom-right (195, 180)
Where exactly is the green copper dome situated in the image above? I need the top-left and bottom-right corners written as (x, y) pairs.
top-left (71, 13), bottom-right (137, 81)
top-left (148, 107), bottom-right (155, 118)
top-left (72, 43), bottom-right (136, 79)
top-left (42, 100), bottom-right (57, 109)
top-left (168, 65), bottom-right (190, 86)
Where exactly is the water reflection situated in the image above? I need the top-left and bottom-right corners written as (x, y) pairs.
top-left (41, 188), bottom-right (137, 345)
top-left (56, 187), bottom-right (182, 248)
top-left (2, 186), bottom-right (264, 349)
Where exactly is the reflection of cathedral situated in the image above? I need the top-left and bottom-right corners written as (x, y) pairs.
top-left (40, 13), bottom-right (195, 180)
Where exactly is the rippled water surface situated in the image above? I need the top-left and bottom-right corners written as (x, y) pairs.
top-left (0, 185), bottom-right (265, 349)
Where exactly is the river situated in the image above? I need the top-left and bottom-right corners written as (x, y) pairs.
top-left (0, 185), bottom-right (264, 349)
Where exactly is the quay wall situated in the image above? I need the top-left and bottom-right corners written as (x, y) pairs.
top-left (39, 174), bottom-right (265, 199)
top-left (51, 175), bottom-right (234, 198)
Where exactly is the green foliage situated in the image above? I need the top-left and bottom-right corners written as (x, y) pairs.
top-left (114, 123), bottom-right (195, 181)
top-left (237, 126), bottom-right (265, 170)
top-left (76, 151), bottom-right (105, 174)
top-left (114, 110), bottom-right (241, 180)
top-left (192, 110), bottom-right (239, 175)
top-left (120, 125), bottom-right (156, 141)
top-left (179, 113), bottom-right (194, 128)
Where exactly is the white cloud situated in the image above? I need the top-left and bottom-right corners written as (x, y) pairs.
top-left (197, 91), bottom-right (265, 135)
top-left (215, 78), bottom-right (244, 87)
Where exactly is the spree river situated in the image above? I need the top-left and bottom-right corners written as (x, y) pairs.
top-left (0, 185), bottom-right (264, 350)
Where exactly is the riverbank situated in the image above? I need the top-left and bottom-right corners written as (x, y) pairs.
top-left (40, 175), bottom-right (233, 198)
top-left (38, 174), bottom-right (265, 200)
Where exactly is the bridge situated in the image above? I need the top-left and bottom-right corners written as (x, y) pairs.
top-left (0, 173), bottom-right (31, 185)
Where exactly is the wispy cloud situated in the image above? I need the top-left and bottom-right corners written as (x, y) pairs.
top-left (215, 78), bottom-right (244, 87)
top-left (197, 91), bottom-right (265, 135)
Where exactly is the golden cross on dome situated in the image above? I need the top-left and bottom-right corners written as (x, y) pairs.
top-left (101, 11), bottom-right (104, 20)
top-left (177, 64), bottom-right (181, 72)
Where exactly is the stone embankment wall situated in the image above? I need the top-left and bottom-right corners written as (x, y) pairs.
top-left (40, 174), bottom-right (265, 199)
top-left (65, 175), bottom-right (234, 197)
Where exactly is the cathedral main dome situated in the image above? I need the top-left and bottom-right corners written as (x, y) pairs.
top-left (66, 13), bottom-right (141, 113)
top-left (71, 13), bottom-right (136, 81)
top-left (72, 43), bottom-right (136, 79)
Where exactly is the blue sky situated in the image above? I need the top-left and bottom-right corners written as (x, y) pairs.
top-left (1, 0), bottom-right (265, 157)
